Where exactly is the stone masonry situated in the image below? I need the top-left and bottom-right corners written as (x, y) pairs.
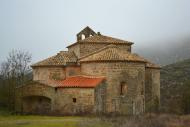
top-left (15, 26), bottom-right (160, 115)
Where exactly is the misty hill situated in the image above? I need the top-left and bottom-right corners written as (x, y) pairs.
top-left (160, 59), bottom-right (190, 113)
top-left (135, 41), bottom-right (190, 65)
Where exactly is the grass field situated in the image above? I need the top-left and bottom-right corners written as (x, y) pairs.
top-left (0, 115), bottom-right (80, 127)
top-left (0, 115), bottom-right (113, 127)
top-left (0, 108), bottom-right (112, 127)
top-left (0, 109), bottom-right (111, 127)
top-left (0, 108), bottom-right (190, 127)
top-left (0, 115), bottom-right (115, 127)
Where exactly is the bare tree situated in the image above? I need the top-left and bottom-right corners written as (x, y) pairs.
top-left (0, 49), bottom-right (32, 110)
top-left (0, 62), bottom-right (10, 78)
top-left (7, 50), bottom-right (32, 84)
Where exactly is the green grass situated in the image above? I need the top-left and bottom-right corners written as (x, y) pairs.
top-left (0, 115), bottom-right (81, 127)
top-left (1, 108), bottom-right (190, 127)
top-left (0, 110), bottom-right (112, 127)
top-left (0, 115), bottom-right (112, 127)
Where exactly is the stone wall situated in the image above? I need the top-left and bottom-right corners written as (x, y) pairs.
top-left (68, 44), bottom-right (80, 58)
top-left (81, 61), bottom-right (145, 114)
top-left (65, 66), bottom-right (81, 77)
top-left (94, 82), bottom-right (107, 113)
top-left (33, 66), bottom-right (81, 82)
top-left (145, 68), bottom-right (160, 112)
top-left (54, 88), bottom-right (95, 115)
top-left (15, 83), bottom-right (99, 115)
top-left (33, 67), bottom-right (65, 81)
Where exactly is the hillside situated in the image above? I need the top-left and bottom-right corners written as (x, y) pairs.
top-left (160, 59), bottom-right (190, 114)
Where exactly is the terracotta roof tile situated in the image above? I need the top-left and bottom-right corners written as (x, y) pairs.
top-left (31, 51), bottom-right (77, 67)
top-left (50, 76), bottom-right (105, 88)
top-left (79, 45), bottom-right (146, 63)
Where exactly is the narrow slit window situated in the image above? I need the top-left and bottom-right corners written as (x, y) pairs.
top-left (55, 88), bottom-right (58, 92)
top-left (120, 82), bottom-right (127, 95)
top-left (120, 84), bottom-right (124, 95)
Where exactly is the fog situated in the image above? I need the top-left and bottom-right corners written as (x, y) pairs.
top-left (0, 0), bottom-right (190, 65)
top-left (136, 37), bottom-right (190, 65)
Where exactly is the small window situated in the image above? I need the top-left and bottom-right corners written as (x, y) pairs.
top-left (120, 82), bottom-right (127, 95)
top-left (120, 83), bottom-right (124, 95)
top-left (73, 98), bottom-right (76, 103)
top-left (55, 88), bottom-right (58, 92)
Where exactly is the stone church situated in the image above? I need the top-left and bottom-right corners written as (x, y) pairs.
top-left (15, 26), bottom-right (160, 115)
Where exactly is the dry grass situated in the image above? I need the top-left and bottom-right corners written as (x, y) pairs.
top-left (78, 113), bottom-right (190, 127)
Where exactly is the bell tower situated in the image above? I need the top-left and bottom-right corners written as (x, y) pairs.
top-left (77, 26), bottom-right (97, 41)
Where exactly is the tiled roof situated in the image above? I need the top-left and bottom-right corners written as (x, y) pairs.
top-left (50, 75), bottom-right (105, 88)
top-left (67, 35), bottom-right (133, 48)
top-left (79, 45), bottom-right (146, 63)
top-left (80, 35), bottom-right (133, 44)
top-left (31, 51), bottom-right (77, 67)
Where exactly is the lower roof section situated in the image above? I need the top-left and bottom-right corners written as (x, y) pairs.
top-left (50, 75), bottom-right (106, 88)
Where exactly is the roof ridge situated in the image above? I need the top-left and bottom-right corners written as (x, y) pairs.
top-left (66, 34), bottom-right (133, 48)
top-left (78, 34), bottom-right (133, 43)
top-left (100, 34), bottom-right (132, 43)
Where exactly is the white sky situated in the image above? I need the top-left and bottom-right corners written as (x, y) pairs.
top-left (0, 0), bottom-right (190, 64)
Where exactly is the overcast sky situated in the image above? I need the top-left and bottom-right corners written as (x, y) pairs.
top-left (0, 0), bottom-right (190, 64)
